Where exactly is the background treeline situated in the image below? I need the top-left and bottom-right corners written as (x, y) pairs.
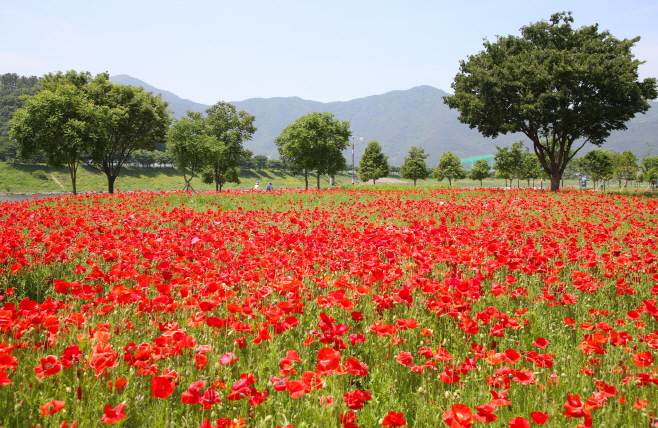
top-left (3, 71), bottom-right (657, 193)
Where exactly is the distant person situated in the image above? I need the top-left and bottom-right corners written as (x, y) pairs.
top-left (254, 181), bottom-right (260, 190)
top-left (266, 182), bottom-right (273, 191)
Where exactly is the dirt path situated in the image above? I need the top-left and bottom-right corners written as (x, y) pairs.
top-left (49, 173), bottom-right (66, 190)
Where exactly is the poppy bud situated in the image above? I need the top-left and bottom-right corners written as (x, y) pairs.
top-left (264, 415), bottom-right (273, 422)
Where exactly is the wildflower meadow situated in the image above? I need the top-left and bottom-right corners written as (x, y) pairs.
top-left (0, 188), bottom-right (657, 428)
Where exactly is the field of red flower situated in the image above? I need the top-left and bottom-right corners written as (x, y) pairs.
top-left (0, 188), bottom-right (657, 428)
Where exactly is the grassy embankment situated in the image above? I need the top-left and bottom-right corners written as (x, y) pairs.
top-left (1, 161), bottom-right (652, 194)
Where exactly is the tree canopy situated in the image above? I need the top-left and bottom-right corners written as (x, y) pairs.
top-left (274, 112), bottom-right (351, 189)
top-left (433, 151), bottom-right (466, 187)
top-left (400, 146), bottom-right (429, 186)
top-left (166, 111), bottom-right (217, 191)
top-left (358, 140), bottom-right (389, 184)
top-left (202, 102), bottom-right (256, 191)
top-left (469, 159), bottom-right (491, 187)
top-left (10, 70), bottom-right (170, 193)
top-left (10, 81), bottom-right (95, 194)
top-left (443, 12), bottom-right (657, 191)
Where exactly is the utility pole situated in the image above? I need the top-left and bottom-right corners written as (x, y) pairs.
top-left (352, 136), bottom-right (355, 185)
top-left (351, 137), bottom-right (363, 185)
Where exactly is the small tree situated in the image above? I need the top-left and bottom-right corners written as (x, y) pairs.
top-left (433, 151), bottom-right (466, 187)
top-left (400, 146), bottom-right (429, 186)
top-left (203, 102), bottom-right (256, 192)
top-left (469, 159), bottom-right (491, 187)
top-left (581, 150), bottom-right (614, 189)
top-left (253, 155), bottom-right (268, 172)
top-left (494, 142), bottom-right (524, 187)
top-left (358, 140), bottom-right (390, 184)
top-left (519, 152), bottom-right (543, 187)
top-left (612, 150), bottom-right (639, 188)
top-left (275, 112), bottom-right (351, 190)
top-left (495, 170), bottom-right (513, 187)
top-left (166, 111), bottom-right (215, 191)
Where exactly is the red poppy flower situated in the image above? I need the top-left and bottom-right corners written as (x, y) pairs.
top-left (632, 351), bottom-right (654, 367)
top-left (317, 348), bottom-right (341, 373)
top-left (442, 404), bottom-right (472, 428)
top-left (344, 389), bottom-right (372, 410)
top-left (100, 403), bottom-right (127, 424)
top-left (152, 375), bottom-right (175, 399)
top-left (530, 412), bottom-right (549, 424)
top-left (533, 337), bottom-right (549, 348)
top-left (382, 411), bottom-right (407, 427)
top-left (472, 404), bottom-right (497, 423)
top-left (34, 355), bottom-right (62, 379)
top-left (508, 417), bottom-right (530, 428)
top-left (40, 400), bottom-right (65, 417)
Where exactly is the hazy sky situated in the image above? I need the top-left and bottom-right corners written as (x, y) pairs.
top-left (2, 0), bottom-right (657, 104)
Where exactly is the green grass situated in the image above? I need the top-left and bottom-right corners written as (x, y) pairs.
top-left (0, 163), bottom-right (357, 193)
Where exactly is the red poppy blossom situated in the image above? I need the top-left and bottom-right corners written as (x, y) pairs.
top-left (530, 412), bottom-right (549, 424)
top-left (40, 400), bottom-right (65, 417)
top-left (382, 411), bottom-right (407, 427)
top-left (100, 403), bottom-right (127, 424)
top-left (508, 417), bottom-right (530, 428)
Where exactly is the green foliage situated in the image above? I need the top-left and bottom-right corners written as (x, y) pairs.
top-left (81, 74), bottom-right (171, 193)
top-left (274, 112), bottom-right (351, 189)
top-left (10, 78), bottom-right (97, 194)
top-left (432, 151), bottom-right (466, 187)
top-left (203, 102), bottom-right (256, 191)
top-left (400, 146), bottom-right (429, 186)
top-left (612, 150), bottom-right (639, 187)
top-left (358, 140), bottom-right (389, 184)
top-left (580, 149), bottom-right (614, 187)
top-left (443, 12), bottom-right (658, 191)
top-left (0, 73), bottom-right (41, 138)
top-left (253, 155), bottom-right (268, 171)
top-left (468, 159), bottom-right (491, 187)
top-left (166, 111), bottom-right (217, 190)
top-left (8, 70), bottom-right (170, 194)
top-left (519, 151), bottom-right (543, 186)
top-left (30, 170), bottom-right (49, 180)
top-left (494, 142), bottom-right (525, 186)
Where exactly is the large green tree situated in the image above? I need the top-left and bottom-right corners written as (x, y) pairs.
top-left (400, 146), bottom-right (429, 186)
top-left (12, 70), bottom-right (171, 193)
top-left (443, 12), bottom-right (657, 191)
top-left (10, 83), bottom-right (95, 194)
top-left (166, 111), bottom-right (216, 191)
top-left (358, 140), bottom-right (389, 184)
top-left (275, 112), bottom-right (351, 190)
top-left (433, 151), bottom-right (466, 187)
top-left (203, 102), bottom-right (256, 191)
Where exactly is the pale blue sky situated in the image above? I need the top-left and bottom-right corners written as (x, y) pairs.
top-left (2, 0), bottom-right (657, 103)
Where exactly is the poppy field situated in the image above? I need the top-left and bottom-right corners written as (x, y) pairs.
top-left (0, 188), bottom-right (657, 428)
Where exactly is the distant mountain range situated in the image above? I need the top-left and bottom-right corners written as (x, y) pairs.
top-left (110, 74), bottom-right (658, 166)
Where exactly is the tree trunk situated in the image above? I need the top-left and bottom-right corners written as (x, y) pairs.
top-left (107, 175), bottom-right (116, 194)
top-left (216, 181), bottom-right (219, 191)
top-left (413, 179), bottom-right (417, 186)
top-left (304, 168), bottom-right (308, 190)
top-left (372, 178), bottom-right (375, 185)
top-left (550, 174), bottom-right (561, 192)
top-left (448, 178), bottom-right (452, 188)
top-left (316, 172), bottom-right (320, 190)
top-left (480, 180), bottom-right (483, 187)
top-left (69, 163), bottom-right (77, 195)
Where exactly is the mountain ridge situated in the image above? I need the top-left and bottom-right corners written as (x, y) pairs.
top-left (109, 75), bottom-right (658, 166)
